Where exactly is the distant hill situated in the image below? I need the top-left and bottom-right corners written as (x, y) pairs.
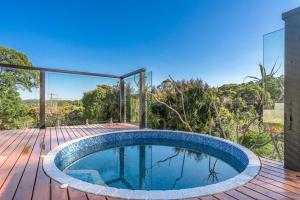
top-left (23, 99), bottom-right (81, 105)
top-left (23, 99), bottom-right (39, 103)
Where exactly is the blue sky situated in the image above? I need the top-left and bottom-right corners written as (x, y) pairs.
top-left (0, 0), bottom-right (299, 99)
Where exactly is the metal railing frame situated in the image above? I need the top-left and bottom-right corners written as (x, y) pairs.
top-left (0, 63), bottom-right (146, 129)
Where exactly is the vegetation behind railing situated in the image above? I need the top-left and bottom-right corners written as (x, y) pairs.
top-left (149, 63), bottom-right (284, 161)
top-left (0, 45), bottom-right (284, 161)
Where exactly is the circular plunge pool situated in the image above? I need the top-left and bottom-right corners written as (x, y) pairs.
top-left (43, 130), bottom-right (261, 199)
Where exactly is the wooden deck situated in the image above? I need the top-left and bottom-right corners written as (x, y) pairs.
top-left (0, 124), bottom-right (299, 200)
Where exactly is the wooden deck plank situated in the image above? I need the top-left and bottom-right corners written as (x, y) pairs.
top-left (250, 179), bottom-right (300, 199)
top-left (259, 171), bottom-right (300, 189)
top-left (0, 129), bottom-right (27, 157)
top-left (13, 129), bottom-right (45, 200)
top-left (260, 157), bottom-right (283, 165)
top-left (60, 126), bottom-right (72, 142)
top-left (68, 187), bottom-right (88, 200)
top-left (67, 125), bottom-right (83, 139)
top-left (0, 129), bottom-right (39, 200)
top-left (262, 162), bottom-right (300, 177)
top-left (260, 158), bottom-right (300, 177)
top-left (0, 130), bottom-right (20, 149)
top-left (0, 129), bottom-right (35, 186)
top-left (261, 159), bottom-right (283, 167)
top-left (70, 125), bottom-right (88, 137)
top-left (51, 180), bottom-right (69, 200)
top-left (56, 126), bottom-right (67, 145)
top-left (0, 124), bottom-right (300, 200)
top-left (82, 124), bottom-right (103, 135)
top-left (261, 168), bottom-right (300, 183)
top-left (255, 175), bottom-right (300, 194)
top-left (81, 124), bottom-right (100, 135)
top-left (31, 128), bottom-right (51, 200)
top-left (199, 196), bottom-right (219, 200)
top-left (64, 126), bottom-right (78, 140)
top-left (0, 130), bottom-right (11, 137)
top-left (213, 193), bottom-right (237, 200)
top-left (236, 186), bottom-right (274, 200)
top-left (225, 190), bottom-right (255, 200)
top-left (68, 125), bottom-right (85, 139)
top-left (245, 182), bottom-right (291, 200)
top-left (77, 125), bottom-right (94, 136)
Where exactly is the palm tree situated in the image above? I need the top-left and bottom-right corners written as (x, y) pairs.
top-left (244, 60), bottom-right (281, 124)
top-left (245, 61), bottom-right (283, 160)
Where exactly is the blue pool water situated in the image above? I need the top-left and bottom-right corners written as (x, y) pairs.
top-left (64, 139), bottom-right (243, 190)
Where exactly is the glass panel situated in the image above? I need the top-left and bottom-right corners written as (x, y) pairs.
top-left (263, 29), bottom-right (284, 129)
top-left (0, 65), bottom-right (40, 130)
top-left (262, 29), bottom-right (284, 160)
top-left (263, 29), bottom-right (284, 74)
top-left (45, 72), bottom-right (119, 126)
top-left (122, 71), bottom-right (151, 127)
top-left (124, 73), bottom-right (140, 125)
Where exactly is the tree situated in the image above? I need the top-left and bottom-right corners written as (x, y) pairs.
top-left (151, 77), bottom-right (209, 132)
top-left (0, 46), bottom-right (39, 90)
top-left (0, 79), bottom-right (34, 129)
top-left (82, 85), bottom-right (119, 123)
top-left (0, 46), bottom-right (39, 129)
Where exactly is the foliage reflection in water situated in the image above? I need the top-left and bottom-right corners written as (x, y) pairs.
top-left (64, 144), bottom-right (241, 190)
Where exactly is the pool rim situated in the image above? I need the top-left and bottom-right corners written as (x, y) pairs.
top-left (43, 130), bottom-right (261, 199)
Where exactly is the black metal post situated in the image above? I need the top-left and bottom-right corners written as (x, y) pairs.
top-left (39, 71), bottom-right (46, 129)
top-left (139, 71), bottom-right (146, 129)
top-left (120, 78), bottom-right (126, 123)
